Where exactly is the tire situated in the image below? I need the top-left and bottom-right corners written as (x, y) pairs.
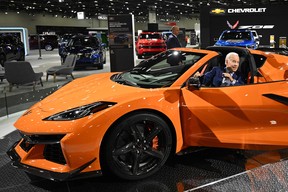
top-left (138, 55), bottom-right (142, 59)
top-left (101, 112), bottom-right (172, 180)
top-left (0, 54), bottom-right (6, 67)
top-left (45, 44), bottom-right (53, 51)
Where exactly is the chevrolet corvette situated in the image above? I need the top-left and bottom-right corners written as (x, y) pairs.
top-left (7, 46), bottom-right (288, 181)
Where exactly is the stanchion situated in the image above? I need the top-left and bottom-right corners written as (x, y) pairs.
top-left (37, 34), bottom-right (42, 60)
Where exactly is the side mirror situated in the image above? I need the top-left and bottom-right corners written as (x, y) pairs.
top-left (186, 77), bottom-right (201, 89)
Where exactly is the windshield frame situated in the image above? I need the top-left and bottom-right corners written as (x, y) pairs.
top-left (111, 50), bottom-right (206, 88)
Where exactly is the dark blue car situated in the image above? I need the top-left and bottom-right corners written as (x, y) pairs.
top-left (0, 34), bottom-right (25, 67)
top-left (59, 35), bottom-right (106, 69)
top-left (214, 29), bottom-right (258, 49)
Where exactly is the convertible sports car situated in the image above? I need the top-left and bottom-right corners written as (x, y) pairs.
top-left (7, 46), bottom-right (288, 181)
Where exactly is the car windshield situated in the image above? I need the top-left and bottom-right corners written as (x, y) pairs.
top-left (69, 36), bottom-right (100, 47)
top-left (111, 50), bottom-right (205, 88)
top-left (139, 34), bottom-right (161, 39)
top-left (220, 32), bottom-right (252, 40)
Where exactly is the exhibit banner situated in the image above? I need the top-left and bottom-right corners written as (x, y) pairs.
top-left (200, 5), bottom-right (288, 48)
top-left (108, 15), bottom-right (134, 49)
top-left (108, 14), bottom-right (135, 72)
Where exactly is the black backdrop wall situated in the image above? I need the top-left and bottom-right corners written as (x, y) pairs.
top-left (200, 5), bottom-right (288, 49)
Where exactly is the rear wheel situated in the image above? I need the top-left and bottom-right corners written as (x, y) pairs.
top-left (101, 112), bottom-right (172, 180)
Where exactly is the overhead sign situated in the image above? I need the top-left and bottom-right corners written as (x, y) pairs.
top-left (227, 8), bottom-right (266, 13)
top-left (238, 25), bottom-right (274, 29)
top-left (210, 7), bottom-right (267, 15)
top-left (201, 5), bottom-right (288, 48)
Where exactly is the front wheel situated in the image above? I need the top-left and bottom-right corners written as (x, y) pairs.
top-left (101, 112), bottom-right (172, 180)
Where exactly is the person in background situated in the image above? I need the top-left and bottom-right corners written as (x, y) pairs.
top-left (194, 52), bottom-right (245, 87)
top-left (166, 26), bottom-right (181, 49)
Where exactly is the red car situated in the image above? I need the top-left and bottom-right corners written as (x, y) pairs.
top-left (136, 32), bottom-right (166, 59)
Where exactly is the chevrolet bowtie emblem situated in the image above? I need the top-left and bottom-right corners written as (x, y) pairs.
top-left (211, 9), bottom-right (225, 14)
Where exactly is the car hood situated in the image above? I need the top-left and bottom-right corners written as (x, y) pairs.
top-left (33, 73), bottom-right (149, 115)
top-left (216, 39), bottom-right (254, 46)
top-left (69, 46), bottom-right (99, 53)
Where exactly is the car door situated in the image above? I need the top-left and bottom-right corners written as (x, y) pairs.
top-left (180, 82), bottom-right (288, 148)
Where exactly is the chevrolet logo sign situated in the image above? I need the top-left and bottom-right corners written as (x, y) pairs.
top-left (210, 8), bottom-right (225, 14)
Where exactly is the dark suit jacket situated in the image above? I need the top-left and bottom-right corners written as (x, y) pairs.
top-left (166, 34), bottom-right (181, 49)
top-left (201, 67), bottom-right (244, 87)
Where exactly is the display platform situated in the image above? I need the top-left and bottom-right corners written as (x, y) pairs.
top-left (1, 130), bottom-right (288, 191)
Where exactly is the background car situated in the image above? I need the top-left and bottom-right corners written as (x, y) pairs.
top-left (214, 29), bottom-right (258, 49)
top-left (0, 34), bottom-right (25, 67)
top-left (7, 46), bottom-right (288, 181)
top-left (29, 34), bottom-right (59, 51)
top-left (58, 34), bottom-right (74, 60)
top-left (59, 35), bottom-right (106, 69)
top-left (136, 32), bottom-right (166, 59)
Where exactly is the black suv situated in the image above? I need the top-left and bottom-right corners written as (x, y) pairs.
top-left (29, 34), bottom-right (59, 51)
top-left (0, 34), bottom-right (25, 67)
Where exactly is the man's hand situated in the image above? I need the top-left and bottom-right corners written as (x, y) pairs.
top-left (222, 73), bottom-right (234, 81)
top-left (194, 71), bottom-right (201, 78)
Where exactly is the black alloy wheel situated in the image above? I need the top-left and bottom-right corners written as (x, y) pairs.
top-left (0, 54), bottom-right (6, 67)
top-left (101, 112), bottom-right (172, 180)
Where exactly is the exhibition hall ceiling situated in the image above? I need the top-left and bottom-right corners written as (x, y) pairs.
top-left (0, 0), bottom-right (287, 20)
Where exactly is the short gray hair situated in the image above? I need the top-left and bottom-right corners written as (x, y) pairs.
top-left (225, 52), bottom-right (239, 61)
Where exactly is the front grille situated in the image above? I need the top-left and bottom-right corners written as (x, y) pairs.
top-left (19, 139), bottom-right (35, 152)
top-left (19, 133), bottom-right (67, 165)
top-left (44, 143), bottom-right (66, 165)
top-left (19, 132), bottom-right (65, 145)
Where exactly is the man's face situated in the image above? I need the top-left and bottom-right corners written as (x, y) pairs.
top-left (173, 27), bottom-right (180, 36)
top-left (225, 55), bottom-right (240, 72)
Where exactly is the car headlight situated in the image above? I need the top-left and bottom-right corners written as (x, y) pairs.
top-left (91, 51), bottom-right (100, 59)
top-left (44, 102), bottom-right (116, 121)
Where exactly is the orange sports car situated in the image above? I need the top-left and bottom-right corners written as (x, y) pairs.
top-left (7, 46), bottom-right (288, 181)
